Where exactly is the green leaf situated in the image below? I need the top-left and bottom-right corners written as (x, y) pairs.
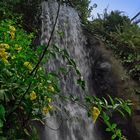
top-left (124, 105), bottom-right (131, 115)
top-left (116, 129), bottom-right (122, 137)
top-left (62, 49), bottom-right (69, 57)
top-left (77, 78), bottom-right (85, 90)
top-left (24, 128), bottom-right (31, 136)
top-left (85, 96), bottom-right (92, 103)
top-left (102, 97), bottom-right (108, 106)
top-left (69, 59), bottom-right (76, 67)
top-left (75, 68), bottom-right (81, 76)
top-left (103, 112), bottom-right (110, 121)
top-left (0, 105), bottom-right (5, 120)
top-left (0, 137), bottom-right (6, 140)
top-left (0, 89), bottom-right (6, 100)
top-left (111, 134), bottom-right (117, 140)
top-left (108, 95), bottom-right (115, 106)
top-left (106, 128), bottom-right (111, 132)
top-left (0, 119), bottom-right (3, 128)
top-left (111, 123), bottom-right (117, 129)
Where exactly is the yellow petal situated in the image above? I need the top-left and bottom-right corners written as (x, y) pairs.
top-left (30, 91), bottom-right (37, 101)
top-left (47, 85), bottom-right (55, 93)
top-left (91, 107), bottom-right (100, 123)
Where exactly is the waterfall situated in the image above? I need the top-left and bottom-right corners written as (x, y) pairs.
top-left (40, 1), bottom-right (102, 140)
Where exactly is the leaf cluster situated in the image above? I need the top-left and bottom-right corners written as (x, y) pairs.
top-left (88, 10), bottom-right (140, 82)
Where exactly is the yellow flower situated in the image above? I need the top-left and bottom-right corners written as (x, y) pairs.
top-left (2, 58), bottom-right (9, 64)
top-left (15, 47), bottom-right (22, 51)
top-left (91, 107), bottom-right (100, 124)
top-left (9, 26), bottom-right (16, 32)
top-left (30, 91), bottom-right (37, 101)
top-left (44, 96), bottom-right (52, 103)
top-left (0, 43), bottom-right (10, 49)
top-left (24, 61), bottom-right (33, 71)
top-left (48, 105), bottom-right (53, 110)
top-left (11, 55), bottom-right (16, 59)
top-left (0, 48), bottom-right (9, 60)
top-left (47, 84), bottom-right (55, 93)
top-left (47, 98), bottom-right (52, 103)
top-left (42, 107), bottom-right (49, 114)
top-left (10, 32), bottom-right (15, 39)
top-left (9, 26), bottom-right (16, 39)
top-left (42, 105), bottom-right (53, 114)
top-left (0, 47), bottom-right (9, 64)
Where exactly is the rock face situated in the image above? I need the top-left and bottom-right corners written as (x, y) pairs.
top-left (39, 0), bottom-right (140, 140)
top-left (84, 30), bottom-right (140, 140)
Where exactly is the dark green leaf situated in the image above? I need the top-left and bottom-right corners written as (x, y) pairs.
top-left (0, 105), bottom-right (5, 120)
top-left (0, 119), bottom-right (3, 128)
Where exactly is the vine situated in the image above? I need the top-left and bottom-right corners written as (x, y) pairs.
top-left (0, 1), bottom-right (132, 140)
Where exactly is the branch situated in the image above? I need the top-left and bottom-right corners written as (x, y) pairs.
top-left (30, 0), bottom-right (61, 75)
top-left (7, 0), bottom-right (61, 118)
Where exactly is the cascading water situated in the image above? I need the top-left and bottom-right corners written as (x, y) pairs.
top-left (40, 1), bottom-right (102, 140)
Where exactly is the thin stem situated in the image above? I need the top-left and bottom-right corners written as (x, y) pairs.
top-left (7, 0), bottom-right (61, 118)
top-left (30, 1), bottom-right (61, 75)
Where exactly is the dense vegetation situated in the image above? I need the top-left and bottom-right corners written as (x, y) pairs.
top-left (0, 0), bottom-right (135, 139)
top-left (88, 10), bottom-right (140, 82)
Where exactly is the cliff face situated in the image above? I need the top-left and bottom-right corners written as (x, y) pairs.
top-left (84, 29), bottom-right (140, 140)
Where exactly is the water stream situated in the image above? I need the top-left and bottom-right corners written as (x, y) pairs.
top-left (40, 1), bottom-right (102, 140)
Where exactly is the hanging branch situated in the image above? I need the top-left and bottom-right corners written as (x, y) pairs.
top-left (7, 0), bottom-right (61, 117)
top-left (30, 1), bottom-right (61, 75)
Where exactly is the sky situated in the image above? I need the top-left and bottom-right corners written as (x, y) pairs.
top-left (90, 0), bottom-right (140, 19)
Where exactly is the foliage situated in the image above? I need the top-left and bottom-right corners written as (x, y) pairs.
top-left (0, 19), bottom-right (54, 139)
top-left (88, 10), bottom-right (140, 82)
top-left (0, 19), bottom-right (131, 139)
top-left (0, 0), bottom-right (41, 32)
top-left (63, 0), bottom-right (93, 23)
top-left (0, 1), bottom-right (133, 139)
top-left (85, 95), bottom-right (131, 140)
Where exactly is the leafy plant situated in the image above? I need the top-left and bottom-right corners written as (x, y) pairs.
top-left (0, 1), bottom-right (132, 139)
top-left (89, 10), bottom-right (140, 82)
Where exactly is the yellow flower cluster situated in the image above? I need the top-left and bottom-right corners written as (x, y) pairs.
top-left (24, 61), bottom-right (33, 71)
top-left (9, 25), bottom-right (16, 39)
top-left (42, 105), bottom-right (53, 114)
top-left (47, 84), bottom-right (55, 93)
top-left (15, 44), bottom-right (22, 52)
top-left (0, 43), bottom-right (10, 49)
top-left (0, 43), bottom-right (9, 63)
top-left (91, 107), bottom-right (100, 124)
top-left (44, 96), bottom-right (52, 103)
top-left (30, 91), bottom-right (37, 101)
